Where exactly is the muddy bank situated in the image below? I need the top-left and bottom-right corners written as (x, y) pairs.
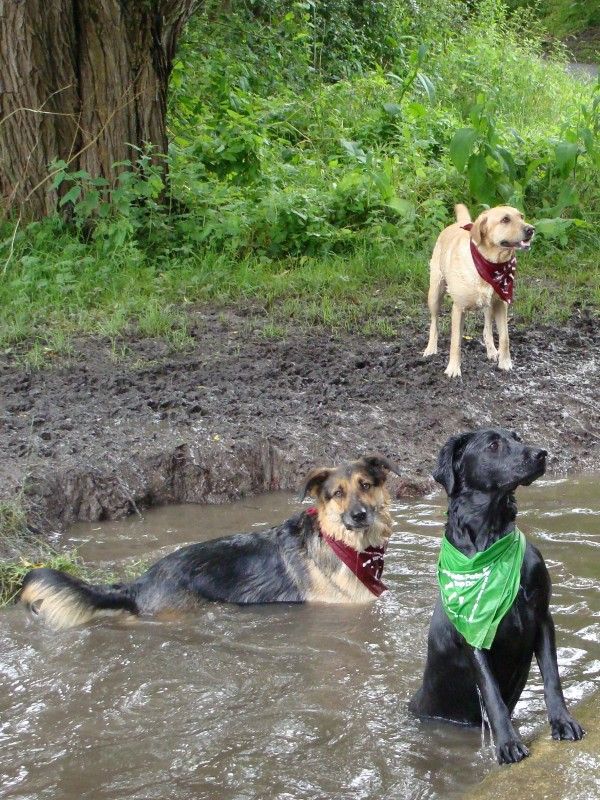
top-left (0, 308), bottom-right (598, 535)
top-left (467, 691), bottom-right (600, 800)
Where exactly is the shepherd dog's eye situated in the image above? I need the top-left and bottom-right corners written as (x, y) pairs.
top-left (360, 481), bottom-right (372, 491)
top-left (488, 440), bottom-right (500, 452)
top-left (333, 488), bottom-right (344, 498)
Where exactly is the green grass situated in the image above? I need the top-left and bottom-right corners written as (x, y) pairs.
top-left (0, 496), bottom-right (150, 608)
top-left (0, 0), bottom-right (598, 360)
top-left (0, 497), bottom-right (84, 606)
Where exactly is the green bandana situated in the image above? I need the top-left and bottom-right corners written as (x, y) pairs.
top-left (437, 528), bottom-right (526, 650)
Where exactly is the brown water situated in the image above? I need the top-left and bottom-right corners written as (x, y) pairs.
top-left (1, 478), bottom-right (599, 800)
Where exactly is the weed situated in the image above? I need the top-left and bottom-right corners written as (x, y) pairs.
top-left (0, 0), bottom-right (597, 350)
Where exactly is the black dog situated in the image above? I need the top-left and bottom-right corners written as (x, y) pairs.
top-left (410, 428), bottom-right (584, 764)
top-left (20, 455), bottom-right (400, 630)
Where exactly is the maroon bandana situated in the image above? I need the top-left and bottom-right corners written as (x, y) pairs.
top-left (462, 223), bottom-right (516, 304)
top-left (306, 507), bottom-right (387, 596)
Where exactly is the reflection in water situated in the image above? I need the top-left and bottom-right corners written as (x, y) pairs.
top-left (1, 478), bottom-right (599, 799)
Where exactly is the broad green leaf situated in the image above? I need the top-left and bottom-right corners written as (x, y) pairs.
top-left (383, 103), bottom-right (402, 117)
top-left (416, 72), bottom-right (436, 104)
top-left (554, 141), bottom-right (579, 174)
top-left (386, 197), bottom-right (415, 216)
top-left (59, 186), bottom-right (81, 207)
top-left (467, 151), bottom-right (495, 205)
top-left (339, 139), bottom-right (367, 163)
top-left (449, 127), bottom-right (478, 172)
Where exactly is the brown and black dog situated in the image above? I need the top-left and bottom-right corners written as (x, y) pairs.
top-left (20, 455), bottom-right (400, 629)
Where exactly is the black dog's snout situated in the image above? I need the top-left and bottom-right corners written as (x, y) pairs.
top-left (523, 225), bottom-right (535, 240)
top-left (534, 448), bottom-right (547, 461)
top-left (351, 507), bottom-right (368, 524)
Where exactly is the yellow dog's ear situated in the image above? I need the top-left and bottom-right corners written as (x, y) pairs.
top-left (301, 467), bottom-right (334, 500)
top-left (470, 214), bottom-right (488, 247)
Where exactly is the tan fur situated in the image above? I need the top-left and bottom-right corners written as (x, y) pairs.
top-left (423, 204), bottom-right (533, 378)
top-left (305, 472), bottom-right (394, 604)
top-left (305, 550), bottom-right (379, 604)
top-left (20, 577), bottom-right (132, 631)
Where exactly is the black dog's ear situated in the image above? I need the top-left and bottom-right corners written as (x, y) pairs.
top-left (433, 433), bottom-right (471, 496)
top-left (360, 454), bottom-right (402, 484)
top-left (301, 467), bottom-right (334, 500)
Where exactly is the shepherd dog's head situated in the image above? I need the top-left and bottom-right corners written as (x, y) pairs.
top-left (302, 455), bottom-right (401, 549)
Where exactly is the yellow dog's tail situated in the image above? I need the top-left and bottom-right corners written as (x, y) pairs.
top-left (455, 204), bottom-right (471, 226)
top-left (20, 567), bottom-right (137, 630)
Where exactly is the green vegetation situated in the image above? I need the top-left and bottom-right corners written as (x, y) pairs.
top-left (507, 0), bottom-right (600, 59)
top-left (1, 0), bottom-right (599, 355)
top-left (0, 497), bottom-right (83, 606)
top-left (0, 496), bottom-right (148, 607)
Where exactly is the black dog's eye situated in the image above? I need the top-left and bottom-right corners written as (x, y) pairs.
top-left (333, 487), bottom-right (345, 498)
top-left (359, 481), bottom-right (372, 491)
top-left (501, 215), bottom-right (511, 224)
top-left (488, 440), bottom-right (499, 452)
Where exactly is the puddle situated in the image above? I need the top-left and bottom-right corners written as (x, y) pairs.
top-left (1, 477), bottom-right (599, 799)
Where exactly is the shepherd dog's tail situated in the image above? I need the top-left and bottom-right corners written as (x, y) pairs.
top-left (455, 203), bottom-right (471, 226)
top-left (20, 568), bottom-right (137, 630)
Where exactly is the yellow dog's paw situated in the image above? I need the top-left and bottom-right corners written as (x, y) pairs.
top-left (444, 362), bottom-right (462, 378)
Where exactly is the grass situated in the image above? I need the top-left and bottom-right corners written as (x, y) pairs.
top-left (0, 496), bottom-right (150, 608)
top-left (0, 230), bottom-right (597, 363)
top-left (0, 0), bottom-right (598, 362)
top-left (0, 497), bottom-right (85, 606)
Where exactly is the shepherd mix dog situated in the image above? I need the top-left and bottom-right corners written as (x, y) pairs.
top-left (423, 204), bottom-right (535, 378)
top-left (410, 428), bottom-right (584, 764)
top-left (20, 455), bottom-right (400, 630)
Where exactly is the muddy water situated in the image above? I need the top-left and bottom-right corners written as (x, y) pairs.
top-left (1, 478), bottom-right (599, 800)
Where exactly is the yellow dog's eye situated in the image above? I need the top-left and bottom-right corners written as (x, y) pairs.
top-left (501, 215), bottom-right (511, 224)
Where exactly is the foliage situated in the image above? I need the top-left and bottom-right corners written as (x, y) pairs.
top-left (0, 0), bottom-right (598, 352)
top-left (0, 497), bottom-right (82, 606)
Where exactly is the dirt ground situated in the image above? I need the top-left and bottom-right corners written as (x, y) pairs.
top-left (0, 306), bottom-right (598, 535)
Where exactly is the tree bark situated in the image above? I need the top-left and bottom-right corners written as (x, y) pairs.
top-left (0, 0), bottom-right (198, 220)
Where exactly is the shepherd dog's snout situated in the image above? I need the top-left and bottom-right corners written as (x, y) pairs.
top-left (20, 454), bottom-right (403, 630)
top-left (343, 503), bottom-right (373, 529)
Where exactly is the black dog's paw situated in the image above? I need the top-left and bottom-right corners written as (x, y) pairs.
top-left (550, 715), bottom-right (586, 741)
top-left (497, 739), bottom-right (529, 764)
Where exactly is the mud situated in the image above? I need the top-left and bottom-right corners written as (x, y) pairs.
top-left (0, 307), bottom-right (598, 534)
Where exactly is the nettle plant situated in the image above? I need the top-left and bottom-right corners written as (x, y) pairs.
top-left (449, 86), bottom-right (599, 244)
top-left (49, 147), bottom-right (167, 252)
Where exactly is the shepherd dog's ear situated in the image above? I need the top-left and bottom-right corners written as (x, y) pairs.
top-left (433, 433), bottom-right (472, 496)
top-left (360, 454), bottom-right (402, 484)
top-left (301, 467), bottom-right (334, 500)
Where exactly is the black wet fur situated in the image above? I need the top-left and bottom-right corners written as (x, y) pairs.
top-left (21, 454), bottom-right (400, 620)
top-left (409, 428), bottom-right (585, 765)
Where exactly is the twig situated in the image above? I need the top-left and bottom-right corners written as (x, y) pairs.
top-left (1, 215), bottom-right (21, 275)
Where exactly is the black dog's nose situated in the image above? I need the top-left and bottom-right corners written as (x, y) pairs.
top-left (534, 449), bottom-right (547, 461)
top-left (523, 226), bottom-right (535, 240)
top-left (351, 508), bottom-right (368, 523)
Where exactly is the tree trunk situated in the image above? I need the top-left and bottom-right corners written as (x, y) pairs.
top-left (0, 0), bottom-right (197, 220)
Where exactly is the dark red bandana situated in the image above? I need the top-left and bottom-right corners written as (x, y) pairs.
top-left (306, 507), bottom-right (387, 596)
top-left (462, 224), bottom-right (517, 304)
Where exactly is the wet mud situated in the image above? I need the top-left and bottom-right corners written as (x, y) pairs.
top-left (0, 307), bottom-right (598, 534)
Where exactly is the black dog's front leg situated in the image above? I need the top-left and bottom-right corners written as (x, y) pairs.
top-left (535, 612), bottom-right (585, 741)
top-left (470, 648), bottom-right (529, 764)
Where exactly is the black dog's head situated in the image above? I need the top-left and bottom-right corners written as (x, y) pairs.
top-left (433, 429), bottom-right (547, 497)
